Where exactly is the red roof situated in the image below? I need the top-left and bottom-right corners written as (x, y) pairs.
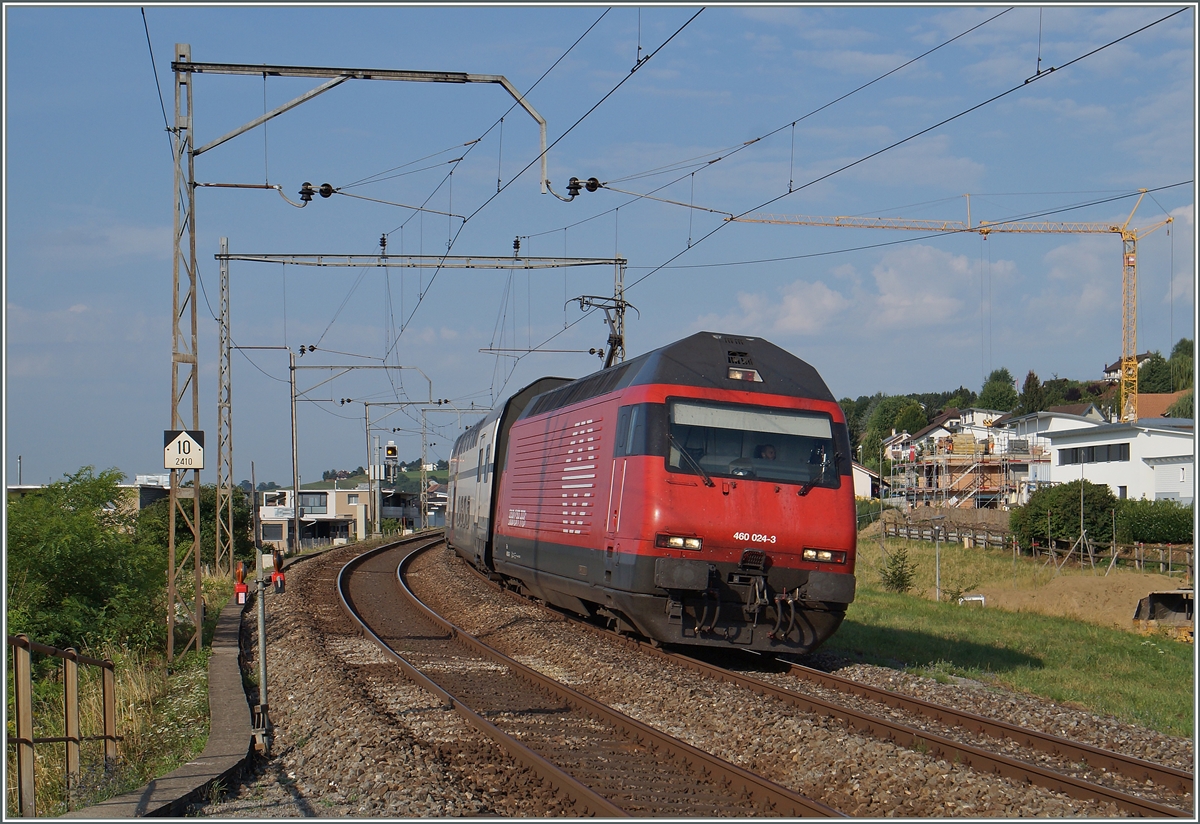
top-left (1138, 391), bottom-right (1189, 418)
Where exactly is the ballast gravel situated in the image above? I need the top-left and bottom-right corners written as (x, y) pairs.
top-left (196, 543), bottom-right (1193, 818)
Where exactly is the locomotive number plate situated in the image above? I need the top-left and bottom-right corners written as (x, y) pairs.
top-left (733, 531), bottom-right (776, 544)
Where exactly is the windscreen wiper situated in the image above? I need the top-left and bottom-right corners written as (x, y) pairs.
top-left (798, 459), bottom-right (828, 497)
top-left (668, 433), bottom-right (715, 487)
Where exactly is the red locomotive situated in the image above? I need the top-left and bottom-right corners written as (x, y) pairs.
top-left (447, 332), bottom-right (856, 653)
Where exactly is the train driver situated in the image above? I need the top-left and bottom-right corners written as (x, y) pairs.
top-left (754, 444), bottom-right (777, 460)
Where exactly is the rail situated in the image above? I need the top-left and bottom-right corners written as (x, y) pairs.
top-left (6, 635), bottom-right (119, 818)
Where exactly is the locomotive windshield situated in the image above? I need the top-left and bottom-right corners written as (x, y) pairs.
top-left (665, 399), bottom-right (840, 488)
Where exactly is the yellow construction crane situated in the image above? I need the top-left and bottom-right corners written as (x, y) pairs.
top-left (729, 190), bottom-right (1173, 422)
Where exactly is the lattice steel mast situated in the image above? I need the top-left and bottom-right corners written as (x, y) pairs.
top-left (168, 44), bottom-right (202, 661)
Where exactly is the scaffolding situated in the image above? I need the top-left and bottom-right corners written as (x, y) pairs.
top-left (888, 434), bottom-right (1049, 510)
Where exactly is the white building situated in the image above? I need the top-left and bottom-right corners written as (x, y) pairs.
top-left (995, 405), bottom-right (1105, 462)
top-left (852, 461), bottom-right (886, 499)
top-left (259, 486), bottom-right (371, 551)
top-left (1046, 418), bottom-right (1193, 503)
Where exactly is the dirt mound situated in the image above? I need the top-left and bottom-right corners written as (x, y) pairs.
top-left (976, 571), bottom-right (1188, 631)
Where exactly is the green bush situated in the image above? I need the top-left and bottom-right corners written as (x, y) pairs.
top-left (879, 544), bottom-right (918, 593)
top-left (1009, 479), bottom-right (1118, 550)
top-left (1116, 498), bottom-right (1194, 544)
top-left (6, 467), bottom-right (167, 657)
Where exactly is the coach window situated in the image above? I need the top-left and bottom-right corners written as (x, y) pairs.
top-left (484, 444), bottom-right (492, 483)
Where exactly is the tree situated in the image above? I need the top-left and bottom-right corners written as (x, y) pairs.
top-left (978, 367), bottom-right (1018, 411)
top-left (1169, 338), bottom-right (1193, 391)
top-left (6, 467), bottom-right (166, 654)
top-left (892, 402), bottom-right (927, 436)
top-left (1009, 479), bottom-right (1119, 551)
top-left (860, 395), bottom-right (913, 469)
top-left (879, 543), bottom-right (918, 593)
top-left (1138, 351), bottom-right (1172, 393)
top-left (1015, 370), bottom-right (1046, 415)
top-left (1165, 389), bottom-right (1193, 420)
top-left (137, 484), bottom-right (255, 567)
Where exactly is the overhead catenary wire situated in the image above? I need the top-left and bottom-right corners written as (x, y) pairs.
top-left (509, 14), bottom-right (1190, 374)
top-left (294, 9), bottom-right (616, 392)
top-left (139, 8), bottom-right (173, 161)
top-left (622, 7), bottom-right (1190, 296)
top-left (519, 7), bottom-right (1015, 245)
top-left (378, 7), bottom-right (698, 373)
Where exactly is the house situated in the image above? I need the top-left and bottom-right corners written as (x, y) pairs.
top-left (881, 431), bottom-right (911, 462)
top-left (995, 405), bottom-right (1105, 460)
top-left (993, 405), bottom-right (1106, 506)
top-left (258, 486), bottom-right (372, 551)
top-left (908, 407), bottom-right (1009, 455)
top-left (1102, 353), bottom-right (1153, 383)
top-left (852, 461), bottom-right (888, 499)
top-left (1046, 418), bottom-right (1193, 503)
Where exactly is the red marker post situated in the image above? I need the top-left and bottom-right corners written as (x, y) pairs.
top-left (271, 549), bottom-right (286, 594)
top-left (235, 561), bottom-right (248, 605)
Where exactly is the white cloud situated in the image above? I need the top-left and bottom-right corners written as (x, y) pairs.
top-left (28, 214), bottom-right (171, 271)
top-left (695, 277), bottom-right (851, 337)
top-left (867, 244), bottom-right (978, 328)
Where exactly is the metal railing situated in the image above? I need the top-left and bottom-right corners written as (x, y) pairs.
top-left (6, 635), bottom-right (119, 817)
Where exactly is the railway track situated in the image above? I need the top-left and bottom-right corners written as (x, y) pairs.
top-left (420, 540), bottom-right (1192, 817)
top-left (339, 538), bottom-right (840, 817)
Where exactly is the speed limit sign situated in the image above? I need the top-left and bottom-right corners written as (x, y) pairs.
top-left (164, 430), bottom-right (205, 470)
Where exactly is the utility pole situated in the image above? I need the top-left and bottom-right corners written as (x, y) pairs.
top-left (363, 403), bottom-right (373, 539)
top-left (290, 350), bottom-right (300, 555)
top-left (420, 410), bottom-right (429, 530)
top-left (167, 44), bottom-right (202, 662)
top-left (215, 238), bottom-right (234, 578)
top-left (174, 48), bottom-right (559, 644)
top-left (250, 462), bottom-right (271, 753)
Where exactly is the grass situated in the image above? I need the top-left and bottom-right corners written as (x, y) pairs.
top-left (821, 530), bottom-right (1195, 737)
top-left (6, 573), bottom-right (232, 816)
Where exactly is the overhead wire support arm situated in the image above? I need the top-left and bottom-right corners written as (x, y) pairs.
top-left (173, 58), bottom-right (550, 192)
top-left (215, 253), bottom-right (626, 270)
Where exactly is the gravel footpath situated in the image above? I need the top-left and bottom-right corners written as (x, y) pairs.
top-left (195, 542), bottom-right (1192, 818)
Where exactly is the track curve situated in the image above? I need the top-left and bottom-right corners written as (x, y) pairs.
top-left (340, 538), bottom-right (841, 817)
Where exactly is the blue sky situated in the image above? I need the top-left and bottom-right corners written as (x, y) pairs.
top-left (4, 3), bottom-right (1195, 486)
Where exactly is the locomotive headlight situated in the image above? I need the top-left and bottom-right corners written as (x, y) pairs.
top-left (656, 533), bottom-right (703, 551)
top-left (803, 548), bottom-right (847, 564)
top-left (727, 367), bottom-right (763, 382)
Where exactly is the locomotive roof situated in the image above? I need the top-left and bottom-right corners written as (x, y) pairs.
top-left (624, 332), bottom-right (835, 400)
top-left (520, 332), bottom-right (835, 420)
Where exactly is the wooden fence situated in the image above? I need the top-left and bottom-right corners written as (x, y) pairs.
top-left (883, 522), bottom-right (1193, 580)
top-left (883, 521), bottom-right (1010, 547)
top-left (6, 635), bottom-right (118, 817)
